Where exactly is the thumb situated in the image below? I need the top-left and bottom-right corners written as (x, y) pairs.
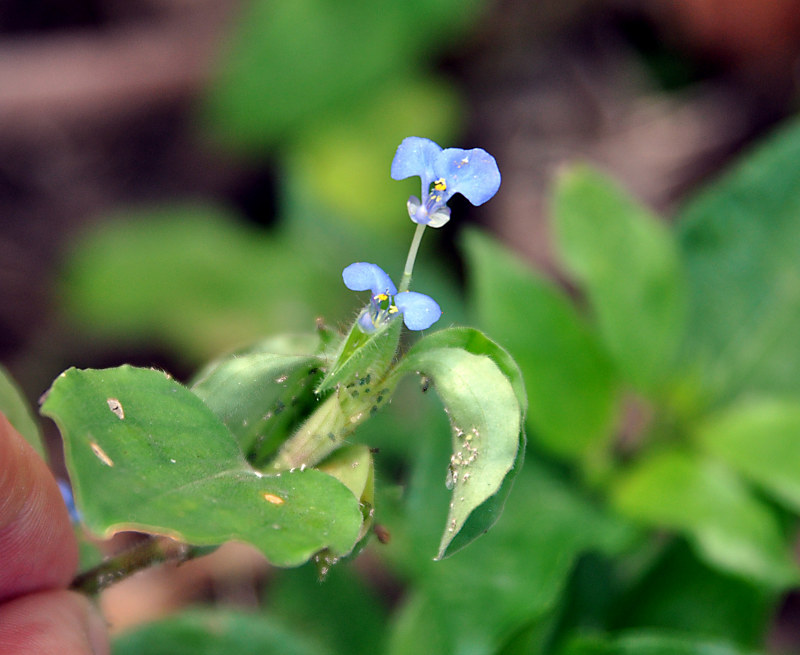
top-left (0, 411), bottom-right (78, 600)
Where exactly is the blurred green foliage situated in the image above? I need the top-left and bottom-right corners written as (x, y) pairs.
top-left (0, 364), bottom-right (45, 457)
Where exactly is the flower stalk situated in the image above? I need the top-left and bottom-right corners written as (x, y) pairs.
top-left (399, 223), bottom-right (427, 293)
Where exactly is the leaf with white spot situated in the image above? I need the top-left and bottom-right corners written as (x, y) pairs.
top-left (41, 366), bottom-right (362, 567)
top-left (390, 328), bottom-right (524, 558)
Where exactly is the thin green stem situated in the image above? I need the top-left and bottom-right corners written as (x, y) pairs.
top-left (398, 223), bottom-right (427, 293)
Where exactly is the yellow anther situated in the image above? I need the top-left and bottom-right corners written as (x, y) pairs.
top-left (375, 293), bottom-right (389, 302)
top-left (433, 178), bottom-right (447, 191)
top-left (388, 305), bottom-right (399, 314)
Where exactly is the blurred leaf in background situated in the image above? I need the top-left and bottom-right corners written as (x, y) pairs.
top-left (676, 117), bottom-right (800, 411)
top-left (0, 364), bottom-right (45, 457)
top-left (114, 610), bottom-right (330, 655)
top-left (551, 166), bottom-right (687, 398)
top-left (202, 0), bottom-right (486, 151)
top-left (59, 203), bottom-right (352, 361)
top-left (461, 228), bottom-right (619, 461)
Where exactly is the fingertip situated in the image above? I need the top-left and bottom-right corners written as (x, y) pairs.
top-left (0, 589), bottom-right (109, 655)
top-left (0, 412), bottom-right (79, 600)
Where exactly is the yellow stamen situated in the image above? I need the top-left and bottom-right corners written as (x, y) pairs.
top-left (375, 293), bottom-right (389, 302)
top-left (433, 178), bottom-right (447, 191)
top-left (388, 305), bottom-right (399, 314)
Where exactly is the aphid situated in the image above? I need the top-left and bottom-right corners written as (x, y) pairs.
top-left (420, 376), bottom-right (431, 393)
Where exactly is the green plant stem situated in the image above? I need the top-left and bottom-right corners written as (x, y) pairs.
top-left (267, 394), bottom-right (348, 471)
top-left (70, 537), bottom-right (214, 596)
top-left (399, 223), bottom-right (427, 292)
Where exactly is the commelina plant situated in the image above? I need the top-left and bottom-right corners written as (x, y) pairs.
top-left (41, 136), bottom-right (526, 591)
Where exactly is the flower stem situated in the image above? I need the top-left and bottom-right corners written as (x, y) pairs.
top-left (399, 223), bottom-right (427, 293)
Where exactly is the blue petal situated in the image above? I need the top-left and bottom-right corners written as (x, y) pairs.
top-left (58, 479), bottom-right (80, 524)
top-left (357, 310), bottom-right (377, 333)
top-left (343, 262), bottom-right (397, 296)
top-left (436, 147), bottom-right (501, 206)
top-left (394, 291), bottom-right (441, 330)
top-left (391, 137), bottom-right (441, 189)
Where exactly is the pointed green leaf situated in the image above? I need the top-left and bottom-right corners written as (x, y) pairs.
top-left (551, 166), bottom-right (686, 394)
top-left (462, 228), bottom-right (618, 457)
top-left (392, 330), bottom-right (523, 558)
top-left (612, 449), bottom-right (799, 588)
top-left (41, 366), bottom-right (362, 567)
top-left (697, 398), bottom-right (800, 512)
top-left (677, 117), bottom-right (800, 405)
top-left (0, 364), bottom-right (45, 458)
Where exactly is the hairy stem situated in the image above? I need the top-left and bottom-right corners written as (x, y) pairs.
top-left (70, 536), bottom-right (214, 596)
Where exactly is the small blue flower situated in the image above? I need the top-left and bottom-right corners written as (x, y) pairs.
top-left (57, 479), bottom-right (81, 524)
top-left (391, 136), bottom-right (501, 227)
top-left (343, 262), bottom-right (441, 332)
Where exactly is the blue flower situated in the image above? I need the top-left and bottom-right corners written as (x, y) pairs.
top-left (343, 262), bottom-right (441, 331)
top-left (391, 136), bottom-right (501, 227)
top-left (57, 479), bottom-right (81, 524)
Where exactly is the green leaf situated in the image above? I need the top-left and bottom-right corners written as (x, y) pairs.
top-left (191, 334), bottom-right (323, 460)
top-left (560, 630), bottom-right (761, 655)
top-left (387, 462), bottom-right (636, 655)
top-left (41, 366), bottom-right (362, 567)
top-left (113, 610), bottom-right (331, 655)
top-left (697, 398), bottom-right (800, 512)
top-left (462, 228), bottom-right (618, 458)
top-left (405, 326), bottom-right (527, 411)
top-left (611, 449), bottom-right (799, 588)
top-left (677, 117), bottom-right (800, 406)
top-left (551, 166), bottom-right (686, 394)
top-left (390, 330), bottom-right (523, 558)
top-left (0, 364), bottom-right (45, 458)
top-left (387, 326), bottom-right (527, 557)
